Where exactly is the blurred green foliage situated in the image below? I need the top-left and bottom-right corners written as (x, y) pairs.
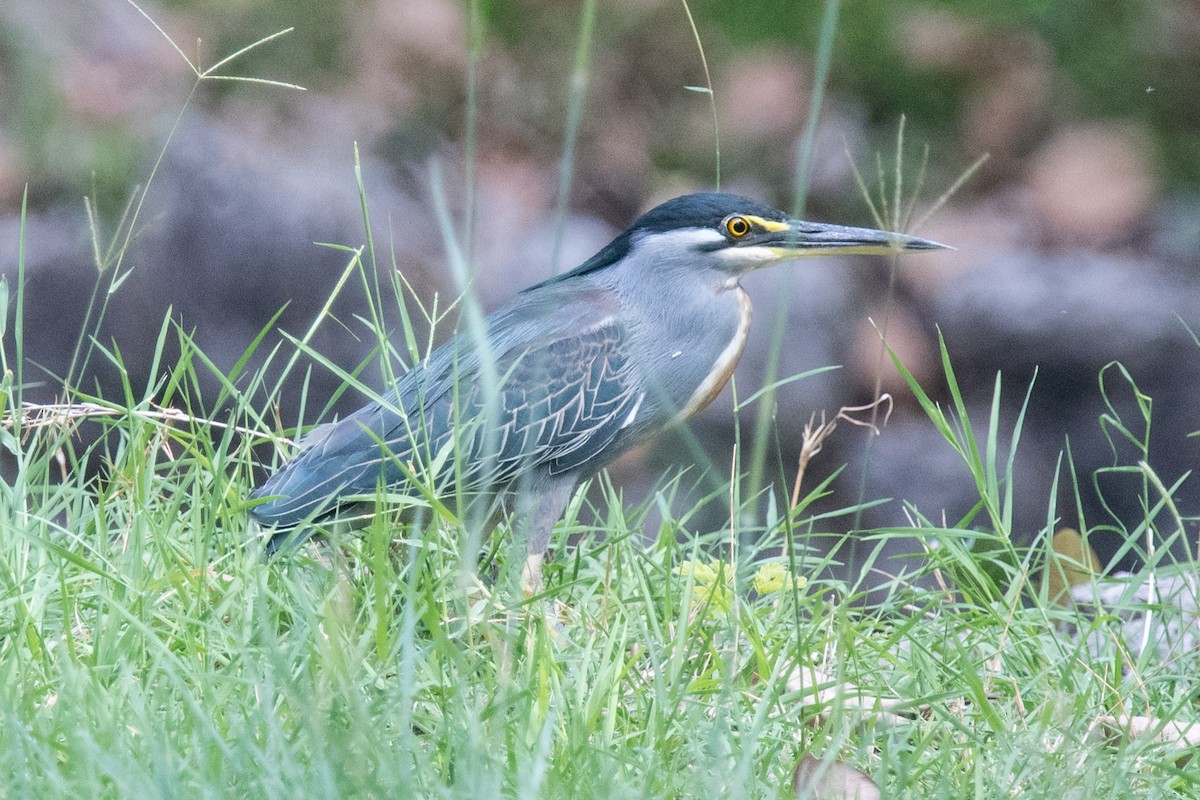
top-left (699, 0), bottom-right (1196, 186)
top-left (158, 0), bottom-right (359, 83)
top-left (2, 0), bottom-right (1197, 209)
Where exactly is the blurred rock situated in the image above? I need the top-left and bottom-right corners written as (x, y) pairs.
top-left (963, 60), bottom-right (1050, 165)
top-left (795, 100), bottom-right (870, 201)
top-left (849, 301), bottom-right (936, 401)
top-left (931, 246), bottom-right (1200, 566)
top-left (1026, 122), bottom-right (1158, 247)
top-left (472, 152), bottom-right (617, 304)
top-left (900, 9), bottom-right (1053, 173)
top-left (1072, 571), bottom-right (1200, 662)
top-left (0, 140), bottom-right (24, 210)
top-left (794, 754), bottom-right (881, 800)
top-left (0, 0), bottom-right (191, 214)
top-left (365, 0), bottom-right (467, 75)
top-left (3, 0), bottom-right (188, 119)
top-left (896, 192), bottom-right (1033, 301)
top-left (718, 51), bottom-right (808, 143)
top-left (1147, 193), bottom-right (1200, 267)
top-left (0, 113), bottom-right (438, 426)
top-left (899, 8), bottom-right (987, 72)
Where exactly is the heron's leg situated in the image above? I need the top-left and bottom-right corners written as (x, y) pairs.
top-left (516, 474), bottom-right (578, 595)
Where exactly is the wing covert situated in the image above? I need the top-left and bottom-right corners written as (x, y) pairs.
top-left (249, 283), bottom-right (646, 526)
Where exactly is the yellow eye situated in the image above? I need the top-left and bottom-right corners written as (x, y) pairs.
top-left (725, 215), bottom-right (751, 238)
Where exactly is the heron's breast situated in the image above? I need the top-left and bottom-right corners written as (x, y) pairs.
top-left (676, 286), bottom-right (752, 420)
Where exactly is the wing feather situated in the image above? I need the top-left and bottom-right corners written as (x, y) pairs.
top-left (249, 284), bottom-right (644, 527)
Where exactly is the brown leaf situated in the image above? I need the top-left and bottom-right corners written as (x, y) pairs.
top-left (1043, 527), bottom-right (1100, 604)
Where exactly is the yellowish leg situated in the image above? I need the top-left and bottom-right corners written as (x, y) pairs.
top-left (522, 552), bottom-right (545, 597)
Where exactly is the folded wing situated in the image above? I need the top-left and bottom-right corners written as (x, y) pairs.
top-left (249, 285), bottom-right (645, 528)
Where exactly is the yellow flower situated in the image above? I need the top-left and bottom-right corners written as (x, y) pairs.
top-left (675, 559), bottom-right (722, 584)
top-left (753, 562), bottom-right (807, 595)
top-left (674, 559), bottom-right (733, 614)
top-left (673, 559), bottom-right (807, 615)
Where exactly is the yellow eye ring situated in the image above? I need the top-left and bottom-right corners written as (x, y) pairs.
top-left (725, 215), bottom-right (751, 238)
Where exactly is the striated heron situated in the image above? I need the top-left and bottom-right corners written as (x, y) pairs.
top-left (249, 192), bottom-right (947, 583)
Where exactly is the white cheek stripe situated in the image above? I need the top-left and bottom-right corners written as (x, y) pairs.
top-left (716, 245), bottom-right (788, 267)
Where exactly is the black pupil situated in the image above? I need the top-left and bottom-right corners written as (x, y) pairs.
top-left (731, 218), bottom-right (747, 235)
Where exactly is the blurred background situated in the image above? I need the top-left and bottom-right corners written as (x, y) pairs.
top-left (1, 0), bottom-right (1198, 581)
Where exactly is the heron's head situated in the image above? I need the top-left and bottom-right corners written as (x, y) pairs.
top-left (531, 192), bottom-right (949, 292)
top-left (635, 192), bottom-right (949, 275)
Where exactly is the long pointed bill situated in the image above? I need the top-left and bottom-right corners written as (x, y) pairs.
top-left (761, 218), bottom-right (951, 258)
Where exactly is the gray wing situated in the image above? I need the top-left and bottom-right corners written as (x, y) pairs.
top-left (249, 287), bottom-right (646, 527)
top-left (458, 319), bottom-right (641, 479)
